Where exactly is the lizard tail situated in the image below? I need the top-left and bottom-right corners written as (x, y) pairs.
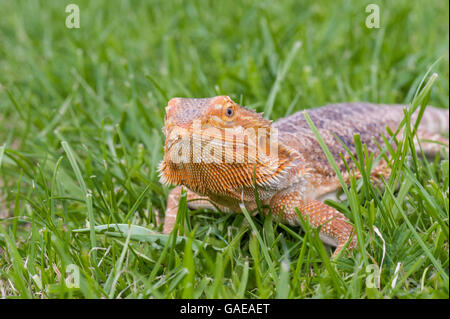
top-left (418, 106), bottom-right (449, 136)
top-left (415, 106), bottom-right (449, 157)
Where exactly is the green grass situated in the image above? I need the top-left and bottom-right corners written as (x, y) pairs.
top-left (0, 0), bottom-right (448, 298)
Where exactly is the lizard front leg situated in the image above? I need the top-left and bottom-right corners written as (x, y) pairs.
top-left (163, 186), bottom-right (224, 234)
top-left (270, 189), bottom-right (357, 258)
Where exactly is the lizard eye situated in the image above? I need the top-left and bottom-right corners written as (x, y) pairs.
top-left (225, 107), bottom-right (234, 117)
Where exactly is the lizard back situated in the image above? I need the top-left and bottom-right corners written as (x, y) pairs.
top-left (273, 103), bottom-right (448, 178)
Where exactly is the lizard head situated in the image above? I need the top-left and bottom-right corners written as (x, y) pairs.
top-left (159, 96), bottom-right (299, 200)
top-left (161, 96), bottom-right (271, 133)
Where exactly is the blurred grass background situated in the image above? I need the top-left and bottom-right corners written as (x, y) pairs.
top-left (0, 0), bottom-right (448, 298)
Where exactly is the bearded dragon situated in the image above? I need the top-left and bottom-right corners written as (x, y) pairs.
top-left (159, 96), bottom-right (449, 257)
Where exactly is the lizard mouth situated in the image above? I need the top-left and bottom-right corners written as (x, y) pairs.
top-left (163, 122), bottom-right (287, 166)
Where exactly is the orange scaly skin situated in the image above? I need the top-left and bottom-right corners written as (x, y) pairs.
top-left (159, 96), bottom-right (449, 257)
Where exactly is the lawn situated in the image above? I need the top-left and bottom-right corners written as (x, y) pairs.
top-left (0, 0), bottom-right (448, 298)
